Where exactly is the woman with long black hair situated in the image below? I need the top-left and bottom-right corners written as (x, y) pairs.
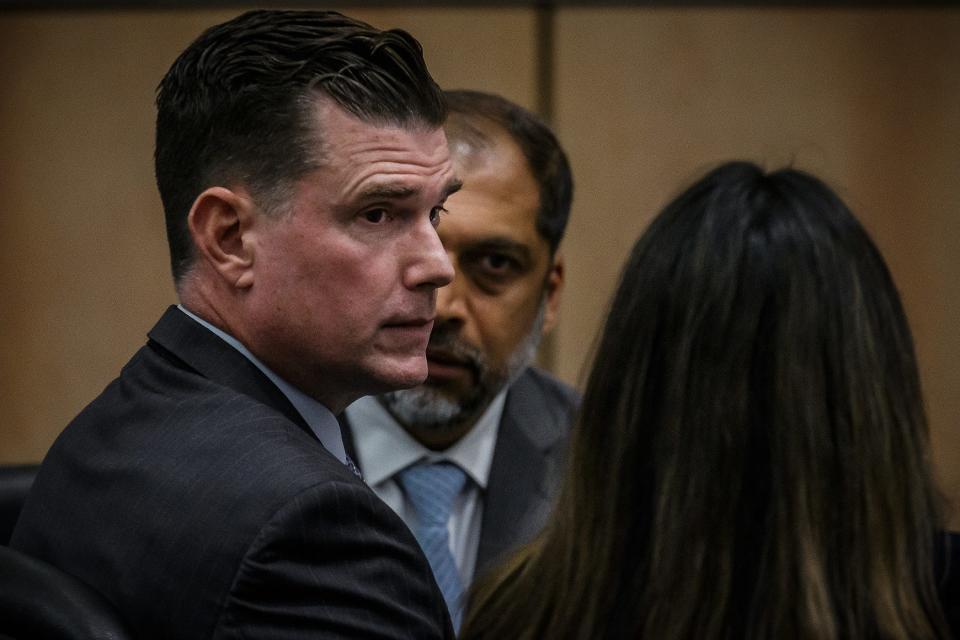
top-left (461, 161), bottom-right (957, 639)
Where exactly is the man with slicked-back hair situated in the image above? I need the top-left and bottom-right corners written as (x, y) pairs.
top-left (341, 90), bottom-right (578, 629)
top-left (12, 10), bottom-right (459, 639)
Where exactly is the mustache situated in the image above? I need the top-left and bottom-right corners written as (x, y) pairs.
top-left (427, 324), bottom-right (488, 377)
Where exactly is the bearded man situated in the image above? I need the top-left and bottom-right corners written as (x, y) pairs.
top-left (341, 90), bottom-right (578, 630)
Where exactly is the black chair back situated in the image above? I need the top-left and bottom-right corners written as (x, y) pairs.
top-left (0, 465), bottom-right (38, 545)
top-left (0, 545), bottom-right (133, 639)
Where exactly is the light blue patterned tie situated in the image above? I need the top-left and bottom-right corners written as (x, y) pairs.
top-left (397, 461), bottom-right (468, 630)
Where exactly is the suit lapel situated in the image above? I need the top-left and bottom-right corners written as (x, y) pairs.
top-left (146, 306), bottom-right (315, 441)
top-left (475, 370), bottom-right (565, 577)
top-left (339, 413), bottom-right (360, 470)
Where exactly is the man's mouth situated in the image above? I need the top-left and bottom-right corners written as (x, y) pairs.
top-left (383, 315), bottom-right (434, 328)
top-left (425, 348), bottom-right (475, 382)
top-left (425, 348), bottom-right (469, 366)
top-left (379, 317), bottom-right (435, 348)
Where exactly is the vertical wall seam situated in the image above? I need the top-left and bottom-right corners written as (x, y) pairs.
top-left (534, 0), bottom-right (559, 373)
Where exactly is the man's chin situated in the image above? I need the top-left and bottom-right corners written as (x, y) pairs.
top-left (420, 373), bottom-right (479, 402)
top-left (367, 355), bottom-right (431, 392)
top-left (377, 386), bottom-right (466, 431)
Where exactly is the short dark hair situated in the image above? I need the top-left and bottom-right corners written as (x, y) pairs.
top-left (443, 90), bottom-right (573, 255)
top-left (155, 9), bottom-right (446, 283)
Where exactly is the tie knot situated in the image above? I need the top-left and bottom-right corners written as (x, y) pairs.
top-left (397, 461), bottom-right (467, 528)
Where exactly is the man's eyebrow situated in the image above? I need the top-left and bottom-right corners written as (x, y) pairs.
top-left (468, 237), bottom-right (533, 262)
top-left (357, 183), bottom-right (418, 200)
top-left (442, 178), bottom-right (463, 199)
top-left (355, 177), bottom-right (462, 202)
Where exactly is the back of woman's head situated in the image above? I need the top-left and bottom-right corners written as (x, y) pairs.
top-left (461, 161), bottom-right (947, 640)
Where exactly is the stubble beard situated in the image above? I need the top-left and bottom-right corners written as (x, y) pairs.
top-left (378, 301), bottom-right (547, 435)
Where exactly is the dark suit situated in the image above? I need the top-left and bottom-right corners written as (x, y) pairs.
top-left (342, 367), bottom-right (579, 579)
top-left (11, 306), bottom-right (454, 640)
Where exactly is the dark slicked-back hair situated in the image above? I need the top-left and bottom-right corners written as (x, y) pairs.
top-left (462, 161), bottom-right (949, 639)
top-left (155, 9), bottom-right (446, 283)
top-left (443, 90), bottom-right (573, 254)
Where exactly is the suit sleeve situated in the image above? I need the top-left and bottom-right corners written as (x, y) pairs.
top-left (212, 480), bottom-right (455, 640)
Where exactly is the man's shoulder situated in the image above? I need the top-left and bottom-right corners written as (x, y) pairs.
top-left (114, 341), bottom-right (352, 507)
top-left (14, 338), bottom-right (405, 638)
top-left (18, 311), bottom-right (352, 548)
top-left (509, 367), bottom-right (580, 413)
top-left (498, 367), bottom-right (579, 448)
top-left (23, 332), bottom-right (355, 545)
top-left (73, 335), bottom-right (313, 459)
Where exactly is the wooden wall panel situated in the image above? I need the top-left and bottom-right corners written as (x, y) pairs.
top-left (0, 7), bottom-right (536, 463)
top-left (553, 8), bottom-right (960, 525)
top-left (5, 6), bottom-right (958, 527)
top-left (348, 8), bottom-right (538, 111)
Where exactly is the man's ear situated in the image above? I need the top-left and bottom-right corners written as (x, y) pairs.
top-left (541, 253), bottom-right (564, 335)
top-left (187, 186), bottom-right (257, 290)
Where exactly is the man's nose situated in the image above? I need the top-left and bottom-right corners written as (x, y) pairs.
top-left (434, 268), bottom-right (468, 327)
top-left (405, 221), bottom-right (454, 290)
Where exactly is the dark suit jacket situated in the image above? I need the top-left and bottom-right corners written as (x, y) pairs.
top-left (342, 367), bottom-right (579, 580)
top-left (11, 306), bottom-right (454, 640)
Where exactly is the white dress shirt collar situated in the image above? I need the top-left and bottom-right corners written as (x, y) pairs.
top-left (176, 305), bottom-right (347, 465)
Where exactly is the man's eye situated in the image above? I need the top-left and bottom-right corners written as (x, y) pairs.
top-left (364, 209), bottom-right (387, 223)
top-left (481, 253), bottom-right (514, 273)
top-left (465, 251), bottom-right (525, 291)
top-left (429, 206), bottom-right (448, 227)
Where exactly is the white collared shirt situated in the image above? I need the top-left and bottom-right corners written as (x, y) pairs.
top-left (176, 305), bottom-right (348, 465)
top-left (345, 391), bottom-right (506, 585)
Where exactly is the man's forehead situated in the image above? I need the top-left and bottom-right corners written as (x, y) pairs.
top-left (310, 122), bottom-right (458, 201)
top-left (312, 97), bottom-right (450, 158)
top-left (323, 126), bottom-right (451, 162)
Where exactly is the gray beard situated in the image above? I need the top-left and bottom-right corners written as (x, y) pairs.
top-left (379, 300), bottom-right (546, 433)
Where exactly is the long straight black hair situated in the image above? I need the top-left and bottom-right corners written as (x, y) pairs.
top-left (461, 161), bottom-right (948, 639)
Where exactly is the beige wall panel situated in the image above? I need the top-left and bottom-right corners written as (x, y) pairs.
top-left (0, 10), bottom-right (231, 464)
top-left (0, 8), bottom-right (535, 463)
top-left (553, 8), bottom-right (960, 525)
top-left (346, 8), bottom-right (538, 111)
